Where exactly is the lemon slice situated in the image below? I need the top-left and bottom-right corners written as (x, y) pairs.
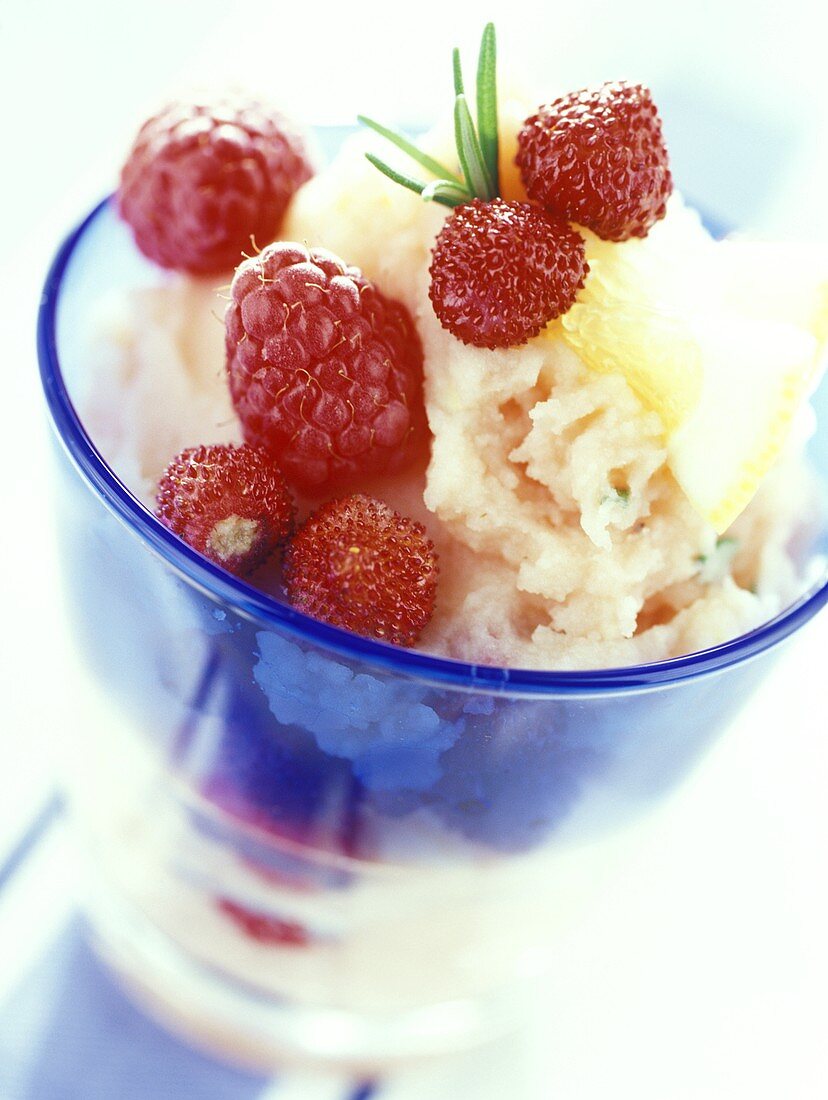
top-left (550, 203), bottom-right (828, 531)
top-left (715, 240), bottom-right (828, 342)
top-left (558, 217), bottom-right (705, 431)
top-left (560, 286), bottom-right (702, 433)
top-left (670, 240), bottom-right (828, 530)
top-left (669, 316), bottom-right (819, 531)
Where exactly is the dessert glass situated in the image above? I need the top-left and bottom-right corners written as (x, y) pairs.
top-left (38, 163), bottom-right (828, 1071)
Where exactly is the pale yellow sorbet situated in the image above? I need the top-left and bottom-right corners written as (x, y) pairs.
top-left (283, 123), bottom-right (816, 670)
top-left (81, 115), bottom-right (818, 671)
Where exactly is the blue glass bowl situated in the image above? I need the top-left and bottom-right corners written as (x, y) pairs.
top-left (36, 147), bottom-right (828, 1064)
top-left (39, 194), bottom-right (828, 855)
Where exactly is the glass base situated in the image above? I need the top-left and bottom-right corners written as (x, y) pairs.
top-left (82, 882), bottom-right (528, 1074)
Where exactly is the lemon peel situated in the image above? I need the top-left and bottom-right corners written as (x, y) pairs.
top-left (550, 207), bottom-right (828, 531)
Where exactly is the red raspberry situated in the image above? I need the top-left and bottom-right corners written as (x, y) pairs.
top-left (428, 198), bottom-right (588, 349)
top-left (516, 82), bottom-right (673, 242)
top-left (118, 96), bottom-right (314, 274)
top-left (217, 898), bottom-right (310, 947)
top-left (155, 443), bottom-right (294, 576)
top-left (226, 242), bottom-right (426, 493)
top-left (282, 495), bottom-right (438, 647)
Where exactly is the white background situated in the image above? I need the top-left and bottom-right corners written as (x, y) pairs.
top-left (1, 1), bottom-right (827, 1096)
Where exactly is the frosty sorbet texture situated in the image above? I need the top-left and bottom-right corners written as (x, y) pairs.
top-left (79, 112), bottom-right (819, 671)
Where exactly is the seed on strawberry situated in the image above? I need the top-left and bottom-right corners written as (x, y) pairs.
top-left (156, 443), bottom-right (294, 576)
top-left (282, 494), bottom-right (438, 647)
top-left (516, 82), bottom-right (673, 242)
top-left (429, 198), bottom-right (588, 348)
top-left (225, 242), bottom-right (426, 493)
top-left (118, 96), bottom-right (314, 274)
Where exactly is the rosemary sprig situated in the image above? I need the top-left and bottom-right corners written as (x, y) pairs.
top-left (359, 22), bottom-right (501, 208)
top-left (454, 93), bottom-right (495, 200)
top-left (364, 153), bottom-right (462, 208)
top-left (357, 115), bottom-right (463, 185)
top-left (476, 23), bottom-right (500, 194)
top-left (422, 177), bottom-right (472, 203)
top-left (452, 47), bottom-right (465, 97)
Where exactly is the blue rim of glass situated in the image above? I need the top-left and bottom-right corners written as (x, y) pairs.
top-left (37, 195), bottom-right (828, 693)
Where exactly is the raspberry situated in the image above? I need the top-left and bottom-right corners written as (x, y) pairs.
top-left (226, 242), bottom-right (426, 492)
top-left (156, 443), bottom-right (294, 576)
top-left (428, 198), bottom-right (588, 348)
top-left (516, 82), bottom-right (673, 242)
top-left (217, 898), bottom-right (310, 947)
top-left (118, 96), bottom-right (314, 274)
top-left (282, 495), bottom-right (438, 647)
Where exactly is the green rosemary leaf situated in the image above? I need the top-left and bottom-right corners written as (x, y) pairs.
top-left (364, 155), bottom-right (462, 208)
top-left (601, 487), bottom-right (631, 506)
top-left (431, 194), bottom-right (466, 209)
top-left (476, 22), bottom-right (500, 194)
top-left (357, 116), bottom-right (462, 184)
top-left (421, 178), bottom-right (471, 205)
top-left (696, 536), bottom-right (740, 583)
top-left (452, 47), bottom-right (465, 97)
top-left (364, 153), bottom-right (426, 197)
top-left (454, 93), bottom-right (494, 199)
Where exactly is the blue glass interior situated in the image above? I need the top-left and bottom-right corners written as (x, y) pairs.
top-left (37, 143), bottom-right (828, 862)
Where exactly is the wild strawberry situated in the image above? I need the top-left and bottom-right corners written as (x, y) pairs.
top-left (360, 24), bottom-right (588, 346)
top-left (516, 82), bottom-right (673, 242)
top-left (217, 898), bottom-right (310, 946)
top-left (282, 494), bottom-right (438, 647)
top-left (118, 96), bottom-right (314, 274)
top-left (156, 443), bottom-right (294, 576)
top-left (429, 198), bottom-right (587, 348)
top-left (225, 243), bottom-right (426, 493)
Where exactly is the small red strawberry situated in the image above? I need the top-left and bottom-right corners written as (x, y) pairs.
top-left (282, 494), bottom-right (438, 647)
top-left (429, 198), bottom-right (587, 348)
top-left (225, 243), bottom-right (426, 493)
top-left (156, 443), bottom-right (294, 576)
top-left (516, 82), bottom-right (673, 242)
top-left (217, 898), bottom-right (310, 947)
top-left (118, 96), bottom-right (314, 274)
top-left (360, 24), bottom-right (588, 347)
